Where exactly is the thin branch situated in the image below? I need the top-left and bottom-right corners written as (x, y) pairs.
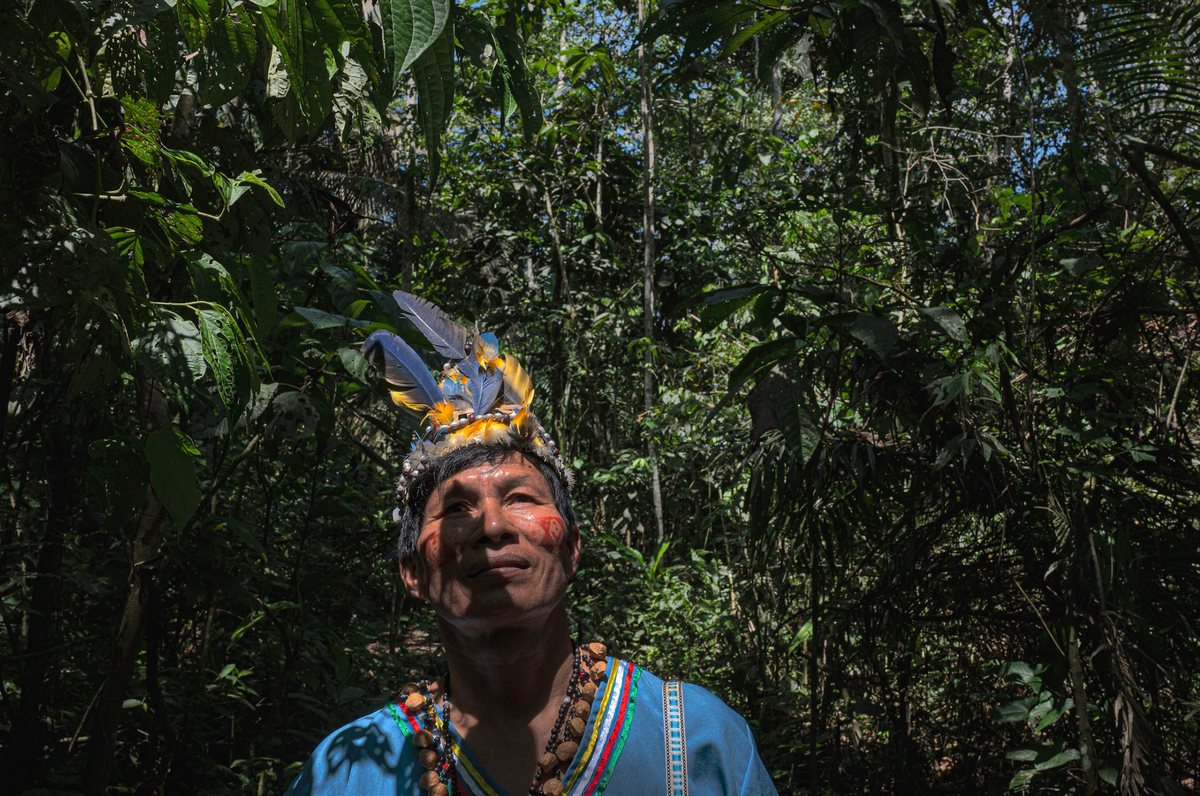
top-left (1120, 146), bottom-right (1200, 266)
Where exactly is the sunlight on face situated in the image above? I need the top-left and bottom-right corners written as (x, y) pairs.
top-left (400, 453), bottom-right (580, 629)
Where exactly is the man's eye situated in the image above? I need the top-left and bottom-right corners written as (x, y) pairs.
top-left (445, 501), bottom-right (469, 514)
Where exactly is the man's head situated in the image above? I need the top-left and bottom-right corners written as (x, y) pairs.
top-left (397, 446), bottom-right (580, 627)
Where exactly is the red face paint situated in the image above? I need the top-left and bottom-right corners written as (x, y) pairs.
top-left (420, 532), bottom-right (459, 574)
top-left (530, 515), bottom-right (566, 550)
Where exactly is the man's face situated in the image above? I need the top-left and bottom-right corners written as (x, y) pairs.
top-left (399, 452), bottom-right (580, 628)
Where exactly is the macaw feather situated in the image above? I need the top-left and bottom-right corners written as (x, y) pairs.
top-left (509, 406), bottom-right (535, 440)
top-left (440, 377), bottom-right (469, 399)
top-left (361, 330), bottom-right (442, 411)
top-left (500, 354), bottom-right (534, 407)
top-left (443, 419), bottom-right (506, 451)
top-left (428, 401), bottom-right (455, 428)
top-left (468, 365), bottom-right (503, 415)
top-left (392, 291), bottom-right (471, 362)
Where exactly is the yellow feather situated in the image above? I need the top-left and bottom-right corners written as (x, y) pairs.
top-left (427, 401), bottom-right (455, 428)
top-left (510, 406), bottom-right (535, 440)
top-left (389, 389), bottom-right (432, 411)
top-left (501, 354), bottom-right (535, 406)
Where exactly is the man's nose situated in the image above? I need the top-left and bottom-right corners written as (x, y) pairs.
top-left (475, 496), bottom-right (513, 544)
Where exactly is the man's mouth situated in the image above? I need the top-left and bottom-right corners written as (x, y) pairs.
top-left (468, 554), bottom-right (531, 578)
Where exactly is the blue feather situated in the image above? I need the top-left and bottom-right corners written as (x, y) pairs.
top-left (361, 331), bottom-right (443, 410)
top-left (470, 367), bottom-right (503, 415)
top-left (392, 291), bottom-right (471, 362)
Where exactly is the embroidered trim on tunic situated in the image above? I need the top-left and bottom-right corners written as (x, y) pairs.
top-left (387, 658), bottom-right (642, 796)
top-left (662, 680), bottom-right (688, 796)
top-left (387, 700), bottom-right (472, 795)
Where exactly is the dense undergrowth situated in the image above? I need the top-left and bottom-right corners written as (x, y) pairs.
top-left (3, 0), bottom-right (1199, 793)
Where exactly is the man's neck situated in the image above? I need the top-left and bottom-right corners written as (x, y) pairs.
top-left (437, 605), bottom-right (575, 728)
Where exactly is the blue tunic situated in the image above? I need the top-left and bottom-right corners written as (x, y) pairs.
top-left (285, 658), bottom-right (778, 795)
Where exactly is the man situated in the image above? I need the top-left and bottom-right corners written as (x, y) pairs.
top-left (286, 293), bottom-right (777, 796)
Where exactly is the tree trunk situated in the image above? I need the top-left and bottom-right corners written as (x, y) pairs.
top-left (594, 100), bottom-right (604, 251)
top-left (638, 0), bottom-right (665, 547)
top-left (1068, 622), bottom-right (1099, 795)
top-left (6, 423), bottom-right (72, 790)
top-left (771, 63), bottom-right (782, 136)
top-left (84, 370), bottom-right (170, 795)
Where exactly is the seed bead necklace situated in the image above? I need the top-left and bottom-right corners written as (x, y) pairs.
top-left (400, 641), bottom-right (609, 796)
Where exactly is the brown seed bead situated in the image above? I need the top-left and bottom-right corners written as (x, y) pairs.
top-left (420, 749), bottom-right (440, 770)
top-left (538, 751), bottom-right (559, 774)
top-left (405, 692), bottom-right (426, 711)
top-left (574, 700), bottom-right (590, 719)
top-left (413, 730), bottom-right (435, 749)
top-left (590, 660), bottom-right (608, 677)
top-left (555, 741), bottom-right (579, 764)
top-left (580, 681), bottom-right (598, 701)
top-left (586, 642), bottom-right (607, 658)
top-left (401, 682), bottom-right (420, 696)
top-left (419, 770), bottom-right (441, 790)
top-left (429, 785), bottom-right (449, 796)
top-left (543, 778), bottom-right (565, 796)
top-left (569, 717), bottom-right (586, 738)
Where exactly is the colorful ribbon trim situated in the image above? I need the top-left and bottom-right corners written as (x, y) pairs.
top-left (385, 658), bottom-right (641, 796)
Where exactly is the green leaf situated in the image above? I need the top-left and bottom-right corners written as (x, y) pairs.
top-left (411, 11), bottom-right (455, 185)
top-left (202, 11), bottom-right (257, 108)
top-left (1034, 745), bottom-right (1079, 772)
top-left (697, 284), bottom-right (766, 328)
top-left (850, 313), bottom-right (898, 359)
top-left (492, 25), bottom-right (542, 141)
top-left (135, 317), bottom-right (207, 391)
top-left (647, 540), bottom-right (670, 580)
top-left (1005, 746), bottom-right (1040, 762)
top-left (233, 171), bottom-right (285, 208)
top-left (778, 393), bottom-right (821, 462)
top-left (260, 0), bottom-right (336, 139)
top-left (154, 206), bottom-right (204, 244)
top-left (787, 619), bottom-right (814, 653)
top-left (1008, 769), bottom-right (1036, 791)
top-left (198, 308), bottom-right (254, 420)
top-left (1033, 697), bottom-right (1074, 732)
top-left (145, 427), bottom-right (202, 527)
top-left (919, 306), bottom-right (968, 343)
top-left (1060, 257), bottom-right (1101, 278)
top-left (728, 337), bottom-right (798, 396)
top-left (338, 346), bottom-right (371, 381)
top-left (377, 0), bottom-right (450, 95)
top-left (120, 96), bottom-right (161, 165)
top-left (992, 696), bottom-right (1038, 722)
top-left (999, 662), bottom-right (1046, 688)
top-left (294, 306), bottom-right (369, 329)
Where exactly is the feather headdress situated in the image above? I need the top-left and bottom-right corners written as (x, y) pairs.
top-left (361, 291), bottom-right (570, 518)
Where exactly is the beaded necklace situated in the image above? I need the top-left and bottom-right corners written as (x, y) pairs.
top-left (401, 641), bottom-right (608, 796)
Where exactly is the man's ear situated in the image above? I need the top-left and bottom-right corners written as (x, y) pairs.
top-left (399, 553), bottom-right (428, 600)
top-left (565, 523), bottom-right (582, 578)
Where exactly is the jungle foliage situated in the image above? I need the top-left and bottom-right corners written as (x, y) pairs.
top-left (2, 0), bottom-right (1199, 793)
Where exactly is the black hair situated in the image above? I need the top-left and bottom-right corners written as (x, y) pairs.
top-left (396, 445), bottom-right (578, 559)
